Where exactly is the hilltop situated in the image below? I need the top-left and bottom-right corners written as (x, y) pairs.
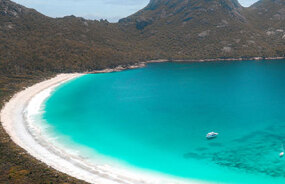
top-left (119, 0), bottom-right (284, 59)
top-left (0, 0), bottom-right (156, 77)
top-left (245, 0), bottom-right (285, 55)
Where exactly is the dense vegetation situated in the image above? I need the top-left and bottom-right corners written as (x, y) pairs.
top-left (0, 0), bottom-right (284, 183)
top-left (1, 0), bottom-right (284, 76)
top-left (120, 0), bottom-right (285, 59)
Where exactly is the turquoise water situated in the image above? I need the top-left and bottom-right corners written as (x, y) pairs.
top-left (43, 60), bottom-right (285, 183)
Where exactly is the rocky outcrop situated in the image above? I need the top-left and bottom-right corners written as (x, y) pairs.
top-left (120, 0), bottom-right (247, 29)
top-left (0, 0), bottom-right (32, 17)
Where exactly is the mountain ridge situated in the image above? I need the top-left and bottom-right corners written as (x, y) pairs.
top-left (119, 0), bottom-right (247, 29)
top-left (0, 0), bottom-right (285, 73)
top-left (118, 0), bottom-right (284, 60)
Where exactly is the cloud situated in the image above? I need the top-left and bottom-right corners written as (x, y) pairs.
top-left (239, 0), bottom-right (259, 7)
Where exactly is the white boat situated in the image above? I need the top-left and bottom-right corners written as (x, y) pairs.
top-left (206, 132), bottom-right (218, 139)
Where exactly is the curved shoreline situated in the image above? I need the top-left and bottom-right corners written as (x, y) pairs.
top-left (89, 57), bottom-right (285, 74)
top-left (1, 57), bottom-right (285, 184)
top-left (0, 73), bottom-right (211, 184)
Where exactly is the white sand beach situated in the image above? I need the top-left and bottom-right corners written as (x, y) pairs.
top-left (0, 73), bottom-right (210, 184)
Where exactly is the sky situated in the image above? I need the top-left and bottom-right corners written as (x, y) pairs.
top-left (13, 0), bottom-right (259, 22)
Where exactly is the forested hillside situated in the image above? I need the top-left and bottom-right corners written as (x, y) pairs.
top-left (1, 0), bottom-right (285, 77)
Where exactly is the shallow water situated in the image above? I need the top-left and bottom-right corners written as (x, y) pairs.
top-left (42, 60), bottom-right (285, 183)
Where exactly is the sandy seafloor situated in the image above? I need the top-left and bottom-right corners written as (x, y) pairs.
top-left (0, 73), bottom-right (212, 184)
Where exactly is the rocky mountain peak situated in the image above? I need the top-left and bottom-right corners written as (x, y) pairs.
top-left (145, 0), bottom-right (242, 10)
top-left (0, 0), bottom-right (32, 17)
top-left (251, 0), bottom-right (285, 20)
top-left (119, 0), bottom-right (245, 30)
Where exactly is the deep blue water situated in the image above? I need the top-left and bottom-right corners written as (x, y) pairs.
top-left (43, 60), bottom-right (285, 183)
